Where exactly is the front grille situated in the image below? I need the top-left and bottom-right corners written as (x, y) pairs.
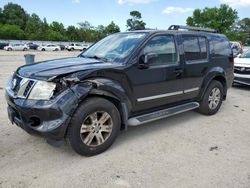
top-left (10, 74), bottom-right (36, 98)
top-left (23, 80), bottom-right (35, 96)
top-left (234, 66), bottom-right (250, 75)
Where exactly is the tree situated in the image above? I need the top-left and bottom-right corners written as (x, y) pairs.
top-left (50, 21), bottom-right (65, 35)
top-left (186, 4), bottom-right (238, 33)
top-left (127, 11), bottom-right (146, 31)
top-left (66, 25), bottom-right (79, 41)
top-left (0, 8), bottom-right (3, 24)
top-left (2, 3), bottom-right (28, 30)
top-left (104, 21), bottom-right (120, 35)
top-left (228, 18), bottom-right (250, 45)
top-left (25, 13), bottom-right (43, 39)
top-left (0, 24), bottom-right (25, 39)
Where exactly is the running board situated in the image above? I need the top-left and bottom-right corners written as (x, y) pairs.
top-left (128, 102), bottom-right (200, 126)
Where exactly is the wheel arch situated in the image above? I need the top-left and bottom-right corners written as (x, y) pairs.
top-left (67, 80), bottom-right (132, 132)
top-left (198, 68), bottom-right (227, 101)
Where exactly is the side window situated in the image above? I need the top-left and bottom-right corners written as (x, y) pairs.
top-left (199, 37), bottom-right (208, 59)
top-left (183, 35), bottom-right (208, 62)
top-left (183, 36), bottom-right (201, 61)
top-left (211, 35), bottom-right (231, 56)
top-left (142, 35), bottom-right (177, 65)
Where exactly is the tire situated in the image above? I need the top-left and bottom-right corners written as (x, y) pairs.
top-left (23, 48), bottom-right (28, 51)
top-left (67, 97), bottom-right (121, 156)
top-left (7, 48), bottom-right (12, 51)
top-left (197, 80), bottom-right (223, 115)
top-left (41, 48), bottom-right (45, 51)
top-left (55, 48), bottom-right (59, 51)
top-left (70, 48), bottom-right (74, 51)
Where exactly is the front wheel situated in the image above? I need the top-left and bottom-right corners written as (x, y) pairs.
top-left (197, 80), bottom-right (223, 115)
top-left (67, 97), bottom-right (121, 156)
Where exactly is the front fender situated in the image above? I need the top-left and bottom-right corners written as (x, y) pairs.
top-left (69, 78), bottom-right (132, 129)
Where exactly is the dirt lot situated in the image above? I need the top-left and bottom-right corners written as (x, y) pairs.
top-left (0, 51), bottom-right (250, 188)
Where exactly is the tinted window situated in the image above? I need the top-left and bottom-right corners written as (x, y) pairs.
top-left (183, 36), bottom-right (201, 61)
top-left (199, 37), bottom-right (208, 59)
top-left (142, 35), bottom-right (177, 65)
top-left (210, 35), bottom-right (231, 56)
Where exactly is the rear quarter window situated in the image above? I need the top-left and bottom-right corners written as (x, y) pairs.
top-left (210, 35), bottom-right (231, 56)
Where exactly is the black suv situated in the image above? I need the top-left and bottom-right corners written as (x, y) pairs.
top-left (5, 25), bottom-right (234, 156)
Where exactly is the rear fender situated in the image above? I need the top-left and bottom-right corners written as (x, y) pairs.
top-left (198, 67), bottom-right (227, 100)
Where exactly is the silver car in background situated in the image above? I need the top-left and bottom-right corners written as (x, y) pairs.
top-left (234, 49), bottom-right (250, 86)
top-left (37, 44), bottom-right (61, 51)
top-left (4, 44), bottom-right (29, 51)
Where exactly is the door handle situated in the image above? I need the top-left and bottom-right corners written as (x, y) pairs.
top-left (174, 69), bottom-right (183, 76)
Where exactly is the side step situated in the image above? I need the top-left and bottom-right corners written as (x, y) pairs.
top-left (128, 102), bottom-right (200, 126)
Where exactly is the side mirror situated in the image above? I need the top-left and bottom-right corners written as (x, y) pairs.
top-left (138, 53), bottom-right (158, 69)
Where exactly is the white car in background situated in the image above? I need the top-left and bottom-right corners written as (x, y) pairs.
top-left (234, 49), bottom-right (250, 86)
top-left (66, 43), bottom-right (90, 51)
top-left (38, 44), bottom-right (61, 51)
top-left (4, 44), bottom-right (29, 51)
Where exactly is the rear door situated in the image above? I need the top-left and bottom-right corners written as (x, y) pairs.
top-left (181, 34), bottom-right (210, 100)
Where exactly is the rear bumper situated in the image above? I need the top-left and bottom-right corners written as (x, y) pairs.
top-left (234, 73), bottom-right (250, 86)
top-left (5, 88), bottom-right (79, 140)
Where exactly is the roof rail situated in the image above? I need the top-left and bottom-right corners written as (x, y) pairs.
top-left (168, 25), bottom-right (218, 33)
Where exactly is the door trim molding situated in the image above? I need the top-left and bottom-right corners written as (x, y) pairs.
top-left (137, 87), bottom-right (199, 102)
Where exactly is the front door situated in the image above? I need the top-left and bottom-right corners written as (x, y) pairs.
top-left (127, 34), bottom-right (185, 112)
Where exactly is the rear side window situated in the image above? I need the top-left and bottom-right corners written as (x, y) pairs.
top-left (199, 37), bottom-right (207, 59)
top-left (210, 35), bottom-right (231, 56)
top-left (183, 35), bottom-right (208, 62)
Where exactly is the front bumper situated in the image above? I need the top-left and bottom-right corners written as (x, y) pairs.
top-left (234, 73), bottom-right (250, 86)
top-left (5, 88), bottom-right (79, 140)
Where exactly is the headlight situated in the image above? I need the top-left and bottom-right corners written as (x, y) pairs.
top-left (28, 81), bottom-right (56, 100)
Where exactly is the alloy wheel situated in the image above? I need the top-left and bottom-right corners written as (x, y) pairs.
top-left (80, 111), bottom-right (113, 147)
top-left (208, 88), bottom-right (221, 110)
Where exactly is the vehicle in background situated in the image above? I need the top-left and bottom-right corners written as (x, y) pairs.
top-left (26, 42), bottom-right (39, 50)
top-left (4, 44), bottom-right (29, 51)
top-left (230, 41), bottom-right (243, 57)
top-left (37, 44), bottom-right (60, 51)
top-left (59, 44), bottom-right (66, 51)
top-left (66, 43), bottom-right (90, 51)
top-left (0, 42), bottom-right (9, 50)
top-left (234, 49), bottom-right (250, 86)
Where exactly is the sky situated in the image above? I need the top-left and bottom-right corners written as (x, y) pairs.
top-left (0, 0), bottom-right (250, 31)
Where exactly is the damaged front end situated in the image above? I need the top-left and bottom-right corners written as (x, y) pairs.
top-left (5, 72), bottom-right (93, 140)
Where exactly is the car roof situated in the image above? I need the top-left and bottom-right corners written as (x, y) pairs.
top-left (119, 30), bottom-right (225, 37)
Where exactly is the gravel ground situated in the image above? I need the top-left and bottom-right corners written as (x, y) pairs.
top-left (0, 51), bottom-right (250, 188)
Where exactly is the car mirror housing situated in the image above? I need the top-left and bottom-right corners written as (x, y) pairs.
top-left (138, 53), bottom-right (158, 69)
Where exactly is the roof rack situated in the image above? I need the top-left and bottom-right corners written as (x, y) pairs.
top-left (168, 25), bottom-right (218, 33)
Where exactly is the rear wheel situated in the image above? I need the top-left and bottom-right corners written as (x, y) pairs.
top-left (41, 48), bottom-right (45, 51)
top-left (7, 48), bottom-right (12, 51)
top-left (70, 48), bottom-right (74, 51)
top-left (197, 80), bottom-right (223, 115)
top-left (23, 48), bottom-right (28, 51)
top-left (67, 97), bottom-right (121, 156)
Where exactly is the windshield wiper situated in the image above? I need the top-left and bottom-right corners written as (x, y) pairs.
top-left (85, 55), bottom-right (112, 63)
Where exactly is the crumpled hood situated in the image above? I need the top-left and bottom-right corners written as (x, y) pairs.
top-left (17, 57), bottom-right (121, 80)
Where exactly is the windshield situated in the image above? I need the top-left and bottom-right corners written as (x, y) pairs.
top-left (80, 32), bottom-right (148, 63)
top-left (240, 50), bottom-right (250, 58)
